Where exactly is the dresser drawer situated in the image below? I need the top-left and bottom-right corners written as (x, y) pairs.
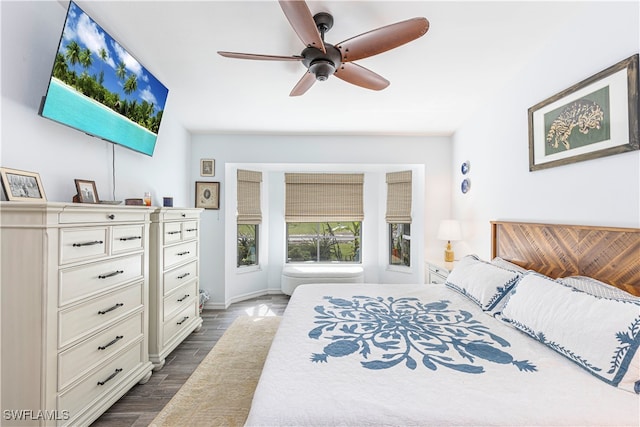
top-left (182, 221), bottom-right (198, 240)
top-left (59, 254), bottom-right (144, 306)
top-left (163, 303), bottom-right (198, 347)
top-left (163, 261), bottom-right (198, 295)
top-left (163, 222), bottom-right (183, 244)
top-left (59, 284), bottom-right (143, 348)
top-left (58, 312), bottom-right (144, 390)
top-left (164, 241), bottom-right (197, 270)
top-left (112, 225), bottom-right (145, 254)
top-left (59, 209), bottom-right (148, 224)
top-left (162, 210), bottom-right (200, 221)
top-left (58, 341), bottom-right (144, 422)
top-left (60, 227), bottom-right (108, 265)
top-left (164, 281), bottom-right (198, 322)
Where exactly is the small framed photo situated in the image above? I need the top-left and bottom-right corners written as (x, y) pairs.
top-left (75, 179), bottom-right (99, 203)
top-left (195, 181), bottom-right (220, 209)
top-left (200, 159), bottom-right (215, 177)
top-left (0, 167), bottom-right (47, 202)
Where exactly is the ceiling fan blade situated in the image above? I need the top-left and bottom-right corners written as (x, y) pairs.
top-left (336, 17), bottom-right (429, 62)
top-left (334, 62), bottom-right (390, 91)
top-left (218, 51), bottom-right (303, 61)
top-left (290, 71), bottom-right (316, 96)
top-left (279, 0), bottom-right (326, 53)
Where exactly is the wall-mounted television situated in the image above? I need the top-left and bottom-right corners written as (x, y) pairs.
top-left (39, 1), bottom-right (169, 156)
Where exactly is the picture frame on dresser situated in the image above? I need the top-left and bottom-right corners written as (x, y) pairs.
top-left (74, 178), bottom-right (99, 203)
top-left (195, 181), bottom-right (220, 209)
top-left (0, 167), bottom-right (47, 202)
top-left (528, 53), bottom-right (639, 171)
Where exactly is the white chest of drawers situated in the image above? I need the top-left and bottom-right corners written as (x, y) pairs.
top-left (0, 202), bottom-right (153, 426)
top-left (148, 208), bottom-right (203, 370)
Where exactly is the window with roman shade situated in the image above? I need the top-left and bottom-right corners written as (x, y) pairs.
top-left (237, 169), bottom-right (262, 267)
top-left (237, 169), bottom-right (262, 224)
top-left (386, 170), bottom-right (412, 267)
top-left (285, 173), bottom-right (364, 222)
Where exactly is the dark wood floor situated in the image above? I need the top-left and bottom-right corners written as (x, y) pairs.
top-left (91, 294), bottom-right (290, 427)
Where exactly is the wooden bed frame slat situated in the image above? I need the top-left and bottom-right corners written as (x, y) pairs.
top-left (491, 221), bottom-right (640, 296)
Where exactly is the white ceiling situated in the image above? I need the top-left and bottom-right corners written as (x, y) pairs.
top-left (75, 1), bottom-right (591, 136)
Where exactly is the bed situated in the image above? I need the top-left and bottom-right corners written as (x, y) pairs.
top-left (246, 221), bottom-right (640, 426)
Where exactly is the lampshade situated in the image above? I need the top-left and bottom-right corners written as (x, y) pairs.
top-left (437, 220), bottom-right (462, 241)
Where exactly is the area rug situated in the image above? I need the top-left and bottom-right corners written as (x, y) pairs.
top-left (150, 315), bottom-right (281, 427)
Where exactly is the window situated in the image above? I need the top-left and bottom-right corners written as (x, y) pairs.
top-left (285, 173), bottom-right (364, 264)
top-left (237, 169), bottom-right (262, 268)
top-left (238, 224), bottom-right (258, 267)
top-left (287, 222), bottom-right (361, 263)
top-left (389, 223), bottom-right (410, 266)
top-left (386, 171), bottom-right (412, 267)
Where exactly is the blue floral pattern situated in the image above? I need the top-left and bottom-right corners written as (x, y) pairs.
top-left (309, 295), bottom-right (537, 373)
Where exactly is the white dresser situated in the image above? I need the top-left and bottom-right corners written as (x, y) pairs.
top-left (0, 202), bottom-right (154, 426)
top-left (148, 207), bottom-right (203, 370)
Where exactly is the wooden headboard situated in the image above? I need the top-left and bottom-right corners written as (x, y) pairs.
top-left (491, 221), bottom-right (640, 296)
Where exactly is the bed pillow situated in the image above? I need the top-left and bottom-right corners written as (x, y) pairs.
top-left (501, 272), bottom-right (640, 394)
top-left (557, 276), bottom-right (638, 302)
top-left (491, 257), bottom-right (527, 273)
top-left (444, 254), bottom-right (522, 313)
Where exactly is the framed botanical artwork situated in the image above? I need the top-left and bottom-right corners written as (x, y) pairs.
top-left (0, 167), bottom-right (47, 202)
top-left (528, 54), bottom-right (639, 171)
top-left (195, 181), bottom-right (220, 209)
top-left (75, 179), bottom-right (99, 203)
top-left (200, 159), bottom-right (215, 177)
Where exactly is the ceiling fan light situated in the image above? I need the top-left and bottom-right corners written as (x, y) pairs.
top-left (309, 59), bottom-right (335, 81)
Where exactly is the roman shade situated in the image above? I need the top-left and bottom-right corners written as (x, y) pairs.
top-left (385, 170), bottom-right (412, 223)
top-left (285, 173), bottom-right (364, 222)
top-left (237, 169), bottom-right (262, 224)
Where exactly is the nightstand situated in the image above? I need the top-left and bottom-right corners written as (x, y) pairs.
top-left (426, 260), bottom-right (454, 284)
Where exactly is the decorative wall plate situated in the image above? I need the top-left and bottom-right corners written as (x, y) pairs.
top-left (461, 178), bottom-right (471, 194)
top-left (461, 161), bottom-right (470, 175)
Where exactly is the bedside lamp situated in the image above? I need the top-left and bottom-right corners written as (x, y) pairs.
top-left (437, 220), bottom-right (462, 262)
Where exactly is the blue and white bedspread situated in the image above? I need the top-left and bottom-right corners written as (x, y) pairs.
top-left (245, 283), bottom-right (639, 427)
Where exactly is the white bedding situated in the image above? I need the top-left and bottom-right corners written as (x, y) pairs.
top-left (246, 283), bottom-right (640, 427)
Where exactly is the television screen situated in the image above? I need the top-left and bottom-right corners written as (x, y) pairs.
top-left (39, 1), bottom-right (169, 156)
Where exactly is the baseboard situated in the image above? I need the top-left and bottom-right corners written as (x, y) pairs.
top-left (203, 288), bottom-right (284, 310)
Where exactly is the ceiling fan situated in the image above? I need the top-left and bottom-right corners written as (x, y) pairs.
top-left (218, 1), bottom-right (429, 96)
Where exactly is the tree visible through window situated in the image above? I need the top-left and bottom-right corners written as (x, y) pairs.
top-left (390, 223), bottom-right (410, 266)
top-left (237, 224), bottom-right (258, 267)
top-left (287, 222), bottom-right (361, 263)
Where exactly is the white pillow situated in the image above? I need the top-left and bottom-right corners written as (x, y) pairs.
top-left (445, 254), bottom-right (522, 313)
top-left (557, 276), bottom-right (638, 302)
top-left (501, 272), bottom-right (640, 394)
top-left (491, 256), bottom-right (527, 273)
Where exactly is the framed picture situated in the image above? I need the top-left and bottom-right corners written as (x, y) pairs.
top-left (528, 54), bottom-right (639, 171)
top-left (75, 179), bottom-right (99, 203)
top-left (0, 167), bottom-right (47, 202)
top-left (195, 181), bottom-right (220, 209)
top-left (200, 159), bottom-right (215, 177)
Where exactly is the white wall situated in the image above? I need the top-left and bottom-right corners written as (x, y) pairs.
top-left (191, 134), bottom-right (451, 307)
top-left (1, 1), bottom-right (192, 206)
top-left (451, 1), bottom-right (640, 258)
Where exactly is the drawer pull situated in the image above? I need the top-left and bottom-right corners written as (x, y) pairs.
top-left (107, 214), bottom-right (116, 220)
top-left (98, 335), bottom-right (124, 350)
top-left (97, 368), bottom-right (123, 386)
top-left (177, 316), bottom-right (190, 325)
top-left (177, 272), bottom-right (190, 280)
top-left (181, 213), bottom-right (186, 217)
top-left (98, 270), bottom-right (124, 279)
top-left (72, 240), bottom-right (104, 247)
top-left (119, 236), bottom-right (142, 241)
top-left (177, 294), bottom-right (190, 302)
top-left (185, 228), bottom-right (197, 232)
top-left (167, 231), bottom-right (181, 235)
top-left (98, 303), bottom-right (124, 315)
top-left (177, 251), bottom-right (190, 256)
